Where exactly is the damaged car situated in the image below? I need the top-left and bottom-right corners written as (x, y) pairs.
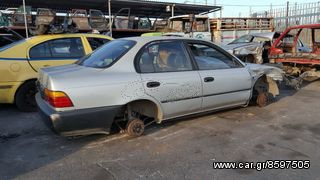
top-left (36, 37), bottom-right (284, 137)
top-left (223, 32), bottom-right (310, 64)
top-left (269, 24), bottom-right (320, 81)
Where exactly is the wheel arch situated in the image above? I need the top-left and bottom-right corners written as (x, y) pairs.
top-left (247, 74), bottom-right (268, 105)
top-left (124, 98), bottom-right (164, 123)
top-left (248, 74), bottom-right (279, 106)
top-left (14, 78), bottom-right (37, 104)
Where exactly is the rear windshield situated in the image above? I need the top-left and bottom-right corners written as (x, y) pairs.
top-left (77, 39), bottom-right (136, 68)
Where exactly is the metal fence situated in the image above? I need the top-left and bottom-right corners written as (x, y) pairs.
top-left (253, 2), bottom-right (320, 31)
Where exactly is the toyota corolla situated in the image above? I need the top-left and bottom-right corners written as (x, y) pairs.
top-left (36, 37), bottom-right (284, 137)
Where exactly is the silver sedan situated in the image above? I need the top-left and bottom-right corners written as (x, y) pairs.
top-left (36, 37), bottom-right (284, 137)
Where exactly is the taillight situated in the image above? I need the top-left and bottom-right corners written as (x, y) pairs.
top-left (44, 88), bottom-right (73, 108)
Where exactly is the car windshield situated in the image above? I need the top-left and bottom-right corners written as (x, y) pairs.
top-left (77, 39), bottom-right (136, 68)
top-left (230, 35), bottom-right (253, 44)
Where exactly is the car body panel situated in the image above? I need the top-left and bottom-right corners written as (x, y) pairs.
top-left (36, 93), bottom-right (122, 136)
top-left (0, 33), bottom-right (112, 104)
top-left (140, 71), bottom-right (203, 119)
top-left (198, 67), bottom-right (252, 110)
top-left (222, 33), bottom-right (277, 64)
top-left (224, 32), bottom-right (311, 64)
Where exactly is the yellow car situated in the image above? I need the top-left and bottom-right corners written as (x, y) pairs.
top-left (0, 33), bottom-right (112, 111)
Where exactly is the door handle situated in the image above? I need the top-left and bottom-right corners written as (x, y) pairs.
top-left (204, 77), bottom-right (214, 82)
top-left (146, 81), bottom-right (160, 88)
top-left (43, 65), bottom-right (50, 67)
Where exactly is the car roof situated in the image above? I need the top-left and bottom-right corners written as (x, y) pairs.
top-left (25, 33), bottom-right (112, 43)
top-left (120, 36), bottom-right (204, 43)
top-left (0, 33), bottom-right (112, 54)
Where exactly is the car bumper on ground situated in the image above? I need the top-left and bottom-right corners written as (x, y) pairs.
top-left (35, 93), bottom-right (122, 136)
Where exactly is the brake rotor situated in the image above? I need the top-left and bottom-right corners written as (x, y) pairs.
top-left (257, 92), bottom-right (268, 107)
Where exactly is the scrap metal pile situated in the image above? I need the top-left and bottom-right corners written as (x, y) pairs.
top-left (0, 6), bottom-right (109, 35)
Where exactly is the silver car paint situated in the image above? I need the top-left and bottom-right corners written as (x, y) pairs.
top-left (140, 70), bottom-right (202, 119)
top-left (198, 67), bottom-right (252, 110)
top-left (38, 36), bottom-right (284, 122)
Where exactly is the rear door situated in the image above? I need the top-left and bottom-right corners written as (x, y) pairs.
top-left (137, 40), bottom-right (202, 119)
top-left (186, 40), bottom-right (252, 111)
top-left (27, 37), bottom-right (85, 72)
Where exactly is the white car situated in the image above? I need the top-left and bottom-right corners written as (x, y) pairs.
top-left (36, 37), bottom-right (284, 137)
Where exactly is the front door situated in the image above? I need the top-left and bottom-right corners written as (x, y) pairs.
top-left (186, 41), bottom-right (252, 111)
top-left (137, 40), bottom-right (202, 119)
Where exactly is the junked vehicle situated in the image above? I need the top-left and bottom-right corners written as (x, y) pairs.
top-left (223, 32), bottom-right (311, 64)
top-left (142, 16), bottom-right (274, 45)
top-left (162, 15), bottom-right (212, 41)
top-left (269, 24), bottom-right (320, 81)
top-left (36, 37), bottom-right (284, 137)
top-left (29, 8), bottom-right (56, 35)
top-left (0, 33), bottom-right (112, 111)
top-left (10, 6), bottom-right (32, 27)
top-left (29, 9), bottom-right (109, 35)
top-left (142, 15), bottom-right (211, 41)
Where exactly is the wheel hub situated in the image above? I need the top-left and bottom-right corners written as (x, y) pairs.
top-left (133, 124), bottom-right (143, 134)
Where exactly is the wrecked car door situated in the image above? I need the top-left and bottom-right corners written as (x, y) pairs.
top-left (186, 41), bottom-right (252, 110)
top-left (89, 9), bottom-right (108, 32)
top-left (137, 40), bottom-right (202, 119)
top-left (71, 9), bottom-right (91, 30)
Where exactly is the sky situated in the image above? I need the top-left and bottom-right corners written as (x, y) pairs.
top-left (161, 0), bottom-right (320, 17)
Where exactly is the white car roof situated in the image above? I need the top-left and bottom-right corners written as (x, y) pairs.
top-left (121, 36), bottom-right (193, 43)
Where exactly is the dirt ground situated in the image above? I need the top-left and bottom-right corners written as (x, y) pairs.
top-left (1, 81), bottom-right (320, 180)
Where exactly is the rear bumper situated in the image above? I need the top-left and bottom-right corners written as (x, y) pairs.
top-left (36, 93), bottom-right (122, 136)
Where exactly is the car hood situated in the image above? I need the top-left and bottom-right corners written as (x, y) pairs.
top-left (245, 63), bottom-right (284, 81)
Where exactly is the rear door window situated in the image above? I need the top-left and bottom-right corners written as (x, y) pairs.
top-left (50, 38), bottom-right (84, 58)
top-left (29, 38), bottom-right (85, 58)
top-left (29, 41), bottom-right (51, 58)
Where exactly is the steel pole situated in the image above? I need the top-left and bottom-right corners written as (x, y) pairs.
top-left (286, 1), bottom-right (289, 28)
top-left (172, 4), bottom-right (175, 17)
top-left (22, 0), bottom-right (28, 38)
top-left (108, 0), bottom-right (112, 37)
